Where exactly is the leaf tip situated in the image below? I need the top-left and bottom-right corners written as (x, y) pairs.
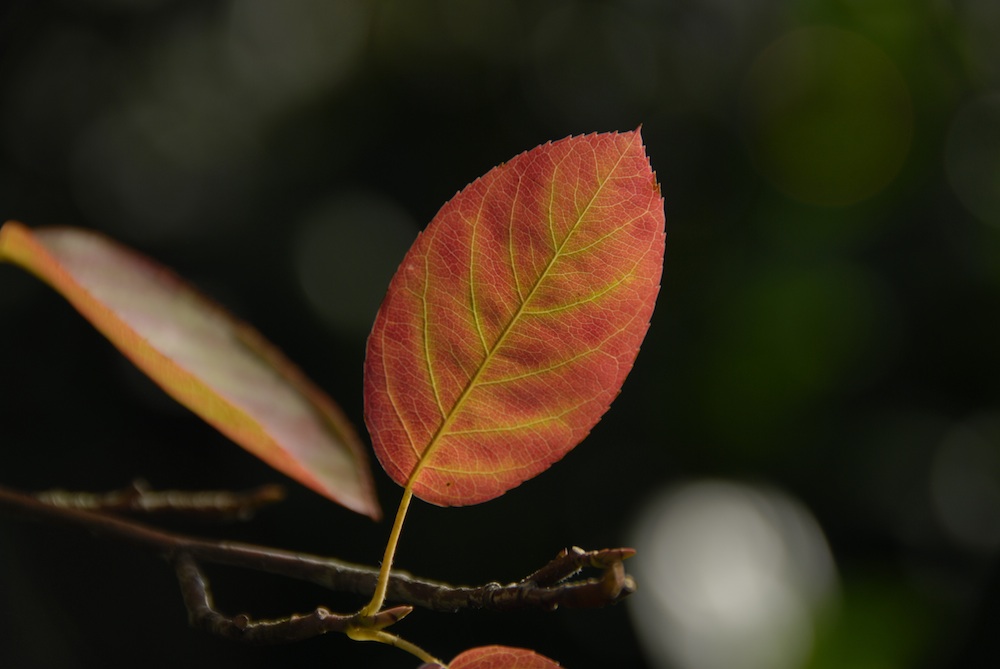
top-left (0, 220), bottom-right (28, 259)
top-left (362, 498), bottom-right (384, 522)
top-left (308, 472), bottom-right (382, 521)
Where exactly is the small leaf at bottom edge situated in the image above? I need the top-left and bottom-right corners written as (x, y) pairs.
top-left (440, 645), bottom-right (562, 669)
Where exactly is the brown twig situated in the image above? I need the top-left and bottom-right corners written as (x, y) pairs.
top-left (0, 483), bottom-right (634, 644)
top-left (33, 480), bottom-right (285, 521)
top-left (174, 554), bottom-right (412, 644)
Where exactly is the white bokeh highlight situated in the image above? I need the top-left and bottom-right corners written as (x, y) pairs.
top-left (628, 480), bottom-right (838, 669)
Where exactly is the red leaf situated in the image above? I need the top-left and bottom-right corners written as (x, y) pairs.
top-left (365, 130), bottom-right (664, 506)
top-left (0, 222), bottom-right (381, 519)
top-left (445, 645), bottom-right (562, 668)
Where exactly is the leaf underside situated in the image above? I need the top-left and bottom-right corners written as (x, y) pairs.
top-left (0, 221), bottom-right (381, 519)
top-left (364, 130), bottom-right (665, 506)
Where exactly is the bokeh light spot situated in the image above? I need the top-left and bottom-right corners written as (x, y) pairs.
top-left (0, 27), bottom-right (113, 179)
top-left (931, 414), bottom-right (1000, 553)
top-left (629, 480), bottom-right (838, 669)
top-left (945, 93), bottom-right (1000, 228)
top-left (699, 261), bottom-right (892, 449)
top-left (72, 104), bottom-right (255, 243)
top-left (225, 0), bottom-right (369, 113)
top-left (742, 27), bottom-right (912, 206)
top-left (292, 193), bottom-right (416, 338)
top-left (527, 3), bottom-right (656, 128)
top-left (954, 0), bottom-right (1000, 88)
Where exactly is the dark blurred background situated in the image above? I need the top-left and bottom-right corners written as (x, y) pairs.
top-left (2, 1), bottom-right (999, 668)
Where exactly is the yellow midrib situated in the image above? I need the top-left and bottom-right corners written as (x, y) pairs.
top-left (403, 138), bottom-right (634, 491)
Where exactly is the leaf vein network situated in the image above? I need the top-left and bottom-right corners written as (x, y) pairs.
top-left (478, 320), bottom-right (629, 387)
top-left (379, 323), bottom-right (419, 461)
top-left (508, 172), bottom-right (525, 301)
top-left (404, 134), bottom-right (637, 485)
top-left (469, 174), bottom-right (500, 356)
top-left (445, 403), bottom-right (583, 437)
top-left (421, 250), bottom-right (446, 419)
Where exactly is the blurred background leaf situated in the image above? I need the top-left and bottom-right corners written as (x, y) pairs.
top-left (1, 1), bottom-right (998, 667)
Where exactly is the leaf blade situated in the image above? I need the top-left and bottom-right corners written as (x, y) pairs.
top-left (0, 221), bottom-right (381, 519)
top-left (365, 130), bottom-right (664, 506)
top-left (447, 645), bottom-right (562, 669)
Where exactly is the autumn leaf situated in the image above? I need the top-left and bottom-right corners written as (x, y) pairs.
top-left (364, 130), bottom-right (664, 506)
top-left (417, 645), bottom-right (562, 669)
top-left (0, 221), bottom-right (380, 519)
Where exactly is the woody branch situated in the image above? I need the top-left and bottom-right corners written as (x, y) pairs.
top-left (0, 483), bottom-right (634, 644)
